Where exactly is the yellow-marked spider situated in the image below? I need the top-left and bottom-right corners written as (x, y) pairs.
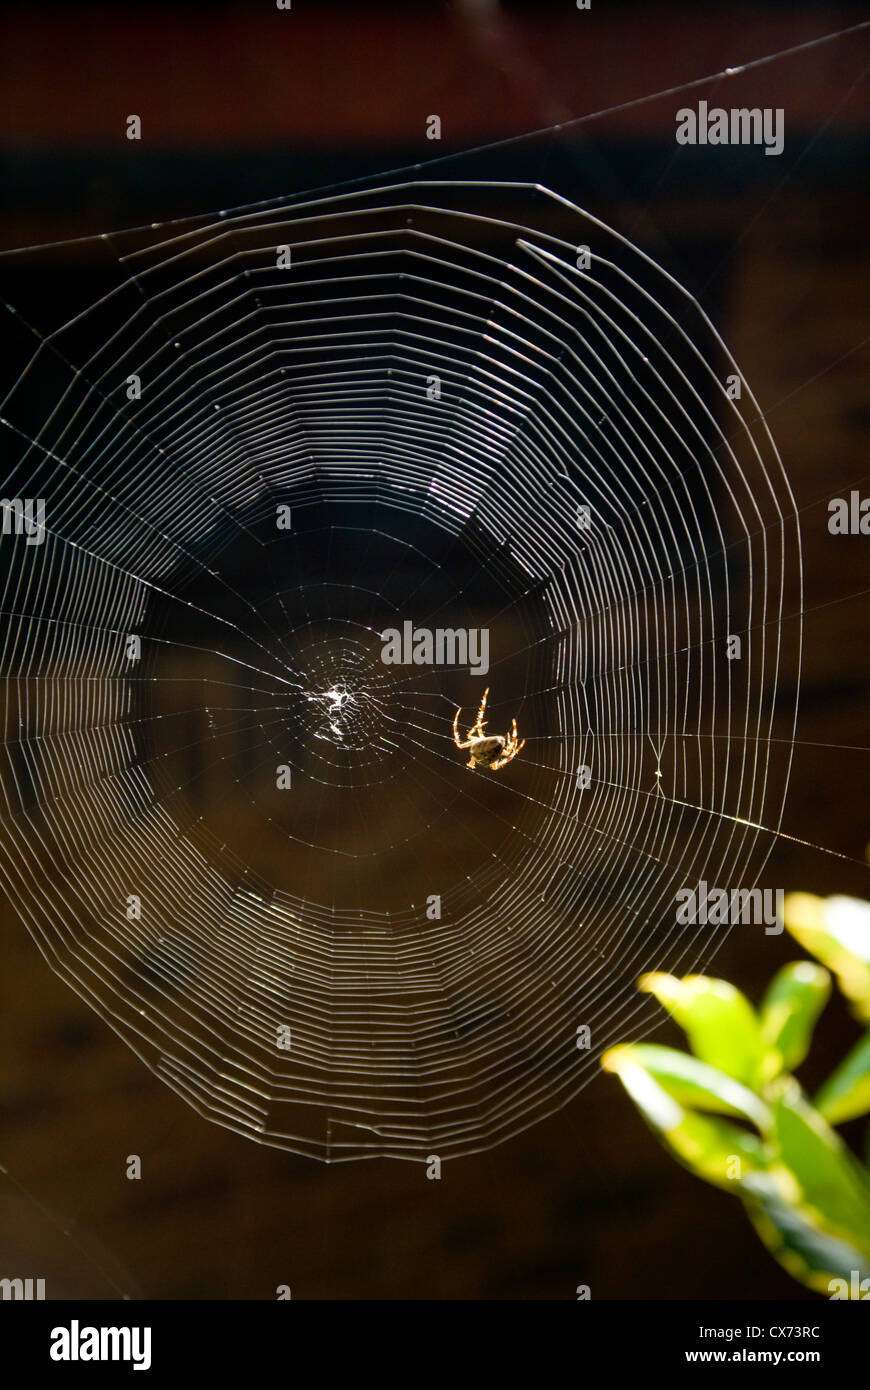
top-left (452, 687), bottom-right (525, 771)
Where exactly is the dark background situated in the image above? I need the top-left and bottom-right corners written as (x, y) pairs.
top-left (1, 0), bottom-right (869, 1299)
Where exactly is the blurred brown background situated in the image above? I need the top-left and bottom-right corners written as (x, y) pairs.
top-left (1, 0), bottom-right (870, 1299)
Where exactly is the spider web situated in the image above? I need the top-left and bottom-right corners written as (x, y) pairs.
top-left (0, 163), bottom-right (804, 1160)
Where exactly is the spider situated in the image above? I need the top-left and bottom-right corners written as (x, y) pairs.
top-left (453, 687), bottom-right (525, 771)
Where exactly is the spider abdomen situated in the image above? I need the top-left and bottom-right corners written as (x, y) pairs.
top-left (470, 736), bottom-right (505, 766)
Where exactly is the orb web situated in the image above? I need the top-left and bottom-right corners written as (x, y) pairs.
top-left (0, 181), bottom-right (800, 1160)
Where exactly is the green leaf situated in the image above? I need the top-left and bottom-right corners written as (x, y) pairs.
top-left (768, 1077), bottom-right (870, 1253)
top-left (602, 1047), bottom-right (767, 1188)
top-left (666, 1111), bottom-right (768, 1189)
top-left (604, 1043), bottom-right (771, 1130)
top-left (782, 893), bottom-right (870, 1021)
top-left (740, 1172), bottom-right (870, 1293)
top-left (816, 1031), bottom-right (870, 1125)
top-left (638, 972), bottom-right (765, 1087)
top-left (602, 1046), bottom-right (870, 1295)
top-left (760, 961), bottom-right (830, 1075)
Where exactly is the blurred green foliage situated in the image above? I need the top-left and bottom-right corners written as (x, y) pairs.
top-left (602, 892), bottom-right (870, 1297)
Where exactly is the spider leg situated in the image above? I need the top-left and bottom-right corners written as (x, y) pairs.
top-left (471, 686), bottom-right (489, 739)
top-left (489, 719), bottom-right (525, 771)
top-left (452, 706), bottom-right (465, 749)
